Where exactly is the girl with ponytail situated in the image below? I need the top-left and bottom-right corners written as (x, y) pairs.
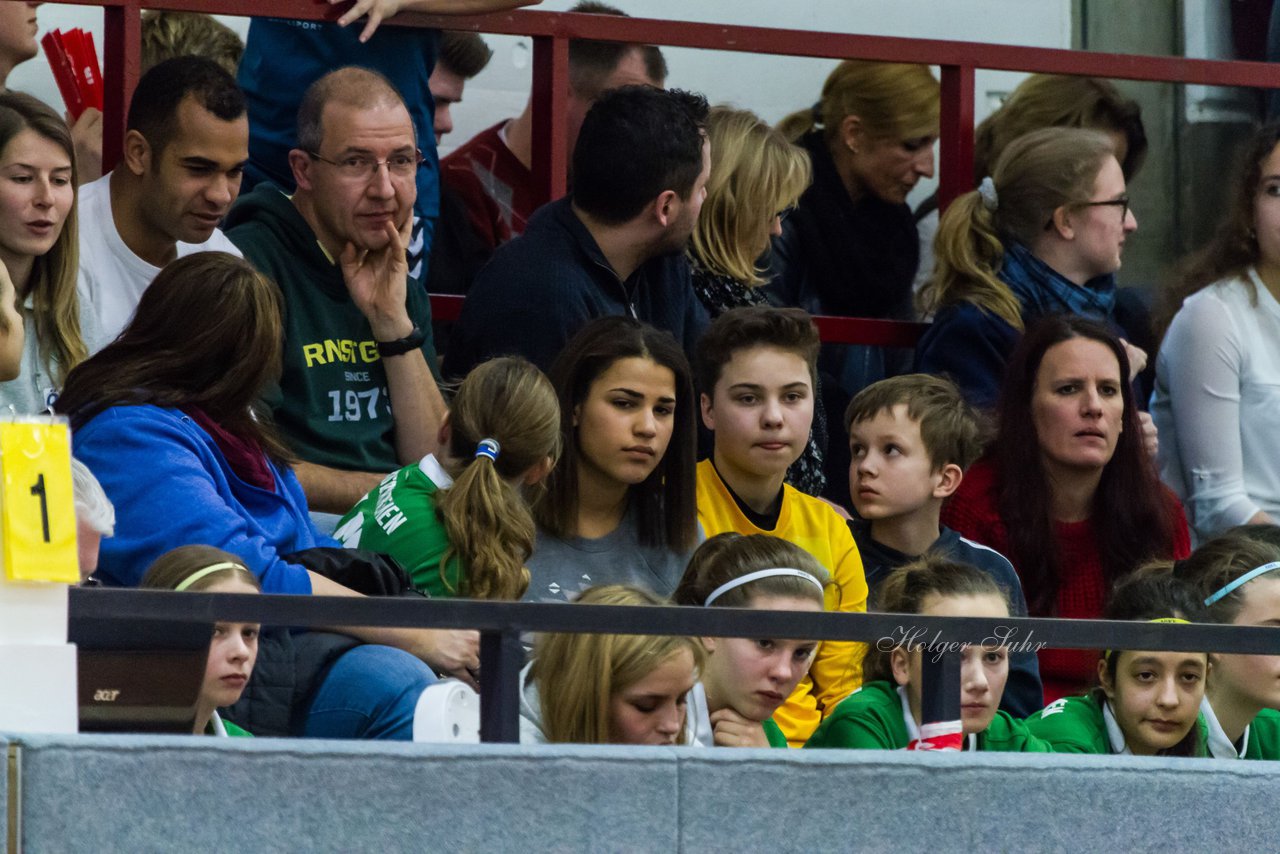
top-left (336, 356), bottom-right (561, 600)
top-left (915, 126), bottom-right (1140, 410)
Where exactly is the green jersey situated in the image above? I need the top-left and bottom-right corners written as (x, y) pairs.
top-left (763, 718), bottom-right (789, 748)
top-left (1203, 699), bottom-right (1280, 760)
top-left (1026, 693), bottom-right (1209, 756)
top-left (334, 454), bottom-right (462, 598)
top-left (803, 680), bottom-right (1051, 752)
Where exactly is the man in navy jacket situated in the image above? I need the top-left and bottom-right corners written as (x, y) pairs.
top-left (446, 85), bottom-right (711, 377)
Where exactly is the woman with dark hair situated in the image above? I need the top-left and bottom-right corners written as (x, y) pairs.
top-left (1152, 123), bottom-right (1280, 540)
top-left (942, 315), bottom-right (1190, 703)
top-left (59, 251), bottom-right (477, 740)
top-left (526, 316), bottom-right (699, 602)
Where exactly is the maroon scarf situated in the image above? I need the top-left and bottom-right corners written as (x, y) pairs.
top-left (184, 407), bottom-right (276, 492)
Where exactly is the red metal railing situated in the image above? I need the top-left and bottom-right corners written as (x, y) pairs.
top-left (42, 2), bottom-right (1280, 346)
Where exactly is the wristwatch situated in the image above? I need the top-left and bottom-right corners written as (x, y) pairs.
top-left (376, 325), bottom-right (426, 358)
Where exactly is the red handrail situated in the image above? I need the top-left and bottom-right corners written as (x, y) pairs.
top-left (41, 1), bottom-right (1280, 348)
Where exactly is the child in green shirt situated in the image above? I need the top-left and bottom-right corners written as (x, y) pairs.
top-left (141, 545), bottom-right (262, 737)
top-left (806, 554), bottom-right (1050, 752)
top-left (1172, 526), bottom-right (1280, 760)
top-left (335, 357), bottom-right (559, 599)
top-left (1026, 571), bottom-right (1209, 756)
top-left (673, 532), bottom-right (832, 748)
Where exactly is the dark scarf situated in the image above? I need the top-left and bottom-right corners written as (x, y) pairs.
top-left (1000, 241), bottom-right (1117, 325)
top-left (184, 407), bottom-right (277, 492)
top-left (791, 131), bottom-right (919, 320)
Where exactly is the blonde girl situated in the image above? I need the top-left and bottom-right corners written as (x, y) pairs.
top-left (336, 356), bottom-right (560, 600)
top-left (520, 585), bottom-right (702, 745)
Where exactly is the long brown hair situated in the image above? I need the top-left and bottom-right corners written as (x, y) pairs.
top-left (56, 252), bottom-right (291, 461)
top-left (435, 357), bottom-right (561, 600)
top-left (777, 60), bottom-right (939, 146)
top-left (0, 91), bottom-right (85, 384)
top-left (1157, 123), bottom-right (1280, 342)
top-left (990, 316), bottom-right (1177, 615)
top-left (536, 317), bottom-right (698, 553)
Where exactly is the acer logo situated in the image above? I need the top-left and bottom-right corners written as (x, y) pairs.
top-left (92, 689), bottom-right (121, 702)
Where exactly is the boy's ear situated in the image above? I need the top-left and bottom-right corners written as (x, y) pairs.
top-left (700, 392), bottom-right (715, 431)
top-left (932, 463), bottom-right (964, 499)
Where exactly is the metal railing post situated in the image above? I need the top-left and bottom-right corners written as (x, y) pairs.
top-left (919, 642), bottom-right (962, 747)
top-left (530, 33), bottom-right (570, 208)
top-left (938, 63), bottom-right (976, 211)
top-left (478, 628), bottom-right (523, 743)
top-left (102, 0), bottom-right (141, 173)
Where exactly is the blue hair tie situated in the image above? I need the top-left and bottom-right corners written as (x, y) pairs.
top-left (1204, 560), bottom-right (1280, 607)
top-left (474, 438), bottom-right (500, 462)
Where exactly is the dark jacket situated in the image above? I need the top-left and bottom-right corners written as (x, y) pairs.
top-left (445, 197), bottom-right (708, 378)
top-left (914, 301), bottom-right (1020, 411)
top-left (849, 518), bottom-right (1045, 718)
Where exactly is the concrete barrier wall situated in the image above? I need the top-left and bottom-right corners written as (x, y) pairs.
top-left (5, 733), bottom-right (1280, 853)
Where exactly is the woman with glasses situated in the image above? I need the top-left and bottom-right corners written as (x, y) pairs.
top-left (916, 127), bottom-right (1141, 411)
top-left (1152, 124), bottom-right (1280, 540)
top-left (688, 106), bottom-right (825, 494)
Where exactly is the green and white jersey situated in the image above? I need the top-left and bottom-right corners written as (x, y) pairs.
top-left (334, 454), bottom-right (462, 598)
top-left (804, 681), bottom-right (1051, 752)
top-left (1202, 698), bottom-right (1280, 760)
top-left (1027, 693), bottom-right (1209, 756)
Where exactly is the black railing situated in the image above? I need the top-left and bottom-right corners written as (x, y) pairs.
top-left (68, 587), bottom-right (1280, 743)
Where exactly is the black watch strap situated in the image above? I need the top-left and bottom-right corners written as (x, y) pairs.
top-left (376, 325), bottom-right (426, 358)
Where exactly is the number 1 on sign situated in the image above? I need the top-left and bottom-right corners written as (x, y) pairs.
top-left (30, 472), bottom-right (50, 543)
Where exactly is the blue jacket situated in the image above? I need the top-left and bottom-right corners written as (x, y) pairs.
top-left (914, 301), bottom-right (1019, 411)
top-left (445, 197), bottom-right (708, 378)
top-left (849, 518), bottom-right (1045, 718)
top-left (75, 404), bottom-right (336, 593)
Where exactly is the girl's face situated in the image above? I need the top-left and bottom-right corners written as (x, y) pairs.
top-left (200, 577), bottom-right (260, 711)
top-left (892, 592), bottom-right (1010, 736)
top-left (0, 128), bottom-right (74, 270)
top-left (1099, 648), bottom-right (1207, 755)
top-left (608, 646), bottom-right (697, 746)
top-left (1031, 338), bottom-right (1125, 475)
top-left (700, 593), bottom-right (821, 722)
top-left (0, 261), bottom-right (23, 382)
top-left (1211, 576), bottom-right (1280, 711)
top-left (1253, 143), bottom-right (1280, 271)
top-left (574, 356), bottom-right (677, 489)
top-left (1067, 155), bottom-right (1136, 280)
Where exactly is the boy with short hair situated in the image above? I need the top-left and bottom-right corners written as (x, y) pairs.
top-left (695, 306), bottom-right (868, 746)
top-left (845, 373), bottom-right (1043, 716)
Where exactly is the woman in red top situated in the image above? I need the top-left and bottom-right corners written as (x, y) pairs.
top-left (942, 315), bottom-right (1190, 704)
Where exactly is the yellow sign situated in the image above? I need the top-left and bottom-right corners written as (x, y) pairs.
top-left (0, 420), bottom-right (78, 583)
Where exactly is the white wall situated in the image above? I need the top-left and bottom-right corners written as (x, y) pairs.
top-left (7, 1), bottom-right (1075, 205)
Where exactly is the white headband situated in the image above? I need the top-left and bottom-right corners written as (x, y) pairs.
top-left (703, 567), bottom-right (826, 607)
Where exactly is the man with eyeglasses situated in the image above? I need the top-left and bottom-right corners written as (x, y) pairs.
top-left (77, 56), bottom-right (247, 353)
top-left (226, 67), bottom-right (448, 518)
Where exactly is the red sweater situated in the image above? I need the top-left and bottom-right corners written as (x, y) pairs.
top-left (441, 121), bottom-right (536, 252)
top-left (941, 459), bottom-right (1191, 705)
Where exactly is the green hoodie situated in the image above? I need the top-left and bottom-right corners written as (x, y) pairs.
top-left (225, 183), bottom-right (440, 472)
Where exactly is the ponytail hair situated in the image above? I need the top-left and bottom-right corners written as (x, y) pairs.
top-left (921, 126), bottom-right (1115, 327)
top-left (864, 553), bottom-right (1008, 682)
top-left (672, 532), bottom-right (830, 609)
top-left (436, 357), bottom-right (562, 600)
top-left (778, 59), bottom-right (939, 146)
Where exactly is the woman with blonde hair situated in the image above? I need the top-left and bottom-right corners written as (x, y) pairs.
top-left (336, 356), bottom-right (560, 600)
top-left (690, 105), bottom-right (824, 494)
top-left (0, 91), bottom-right (88, 411)
top-left (519, 585), bottom-right (702, 745)
top-left (771, 60), bottom-right (939, 505)
top-left (915, 126), bottom-right (1139, 410)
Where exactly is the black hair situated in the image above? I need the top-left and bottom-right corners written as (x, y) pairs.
top-left (571, 86), bottom-right (709, 224)
top-left (125, 55), bottom-right (245, 156)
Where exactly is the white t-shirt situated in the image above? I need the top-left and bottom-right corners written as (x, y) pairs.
top-left (1151, 268), bottom-right (1280, 540)
top-left (76, 173), bottom-right (243, 353)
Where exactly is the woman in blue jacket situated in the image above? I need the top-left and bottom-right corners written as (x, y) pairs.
top-left (57, 251), bottom-right (474, 740)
